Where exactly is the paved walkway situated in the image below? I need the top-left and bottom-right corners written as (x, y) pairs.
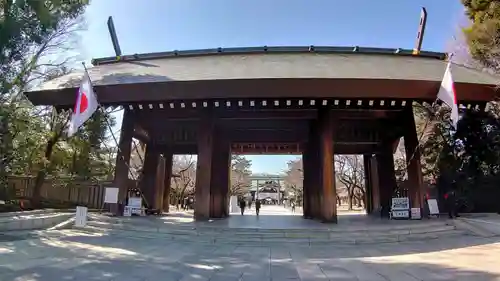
top-left (2, 207), bottom-right (499, 280)
top-left (150, 205), bottom-right (449, 230)
top-left (1, 228), bottom-right (500, 281)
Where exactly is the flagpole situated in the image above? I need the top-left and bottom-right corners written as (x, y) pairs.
top-left (400, 99), bottom-right (437, 180)
top-left (80, 62), bottom-right (152, 212)
top-left (80, 62), bottom-right (136, 178)
top-left (400, 53), bottom-right (456, 184)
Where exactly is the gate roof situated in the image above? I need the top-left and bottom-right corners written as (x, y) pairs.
top-left (24, 46), bottom-right (499, 106)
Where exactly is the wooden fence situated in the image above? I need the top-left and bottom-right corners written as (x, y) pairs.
top-left (6, 176), bottom-right (132, 209)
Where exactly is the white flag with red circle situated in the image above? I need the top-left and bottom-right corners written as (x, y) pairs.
top-left (67, 71), bottom-right (98, 137)
top-left (437, 61), bottom-right (459, 129)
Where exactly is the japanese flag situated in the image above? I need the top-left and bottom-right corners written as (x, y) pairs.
top-left (437, 61), bottom-right (459, 129)
top-left (67, 71), bottom-right (98, 137)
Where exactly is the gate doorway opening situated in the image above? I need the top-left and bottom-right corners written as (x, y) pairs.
top-left (232, 155), bottom-right (302, 217)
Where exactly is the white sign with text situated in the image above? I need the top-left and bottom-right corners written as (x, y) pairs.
top-left (128, 197), bottom-right (142, 208)
top-left (391, 197), bottom-right (410, 210)
top-left (411, 208), bottom-right (422, 219)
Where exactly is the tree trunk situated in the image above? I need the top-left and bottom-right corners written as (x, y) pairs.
top-left (348, 192), bottom-right (353, 210)
top-left (32, 137), bottom-right (57, 207)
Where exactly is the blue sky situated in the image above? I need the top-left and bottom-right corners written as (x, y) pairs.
top-left (79, 0), bottom-right (465, 174)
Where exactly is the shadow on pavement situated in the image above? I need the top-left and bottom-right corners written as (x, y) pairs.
top-left (1, 234), bottom-right (500, 281)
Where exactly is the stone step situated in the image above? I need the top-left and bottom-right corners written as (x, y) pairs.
top-left (80, 220), bottom-right (465, 245)
top-left (76, 224), bottom-right (468, 246)
top-left (85, 219), bottom-right (457, 238)
top-left (87, 214), bottom-right (455, 232)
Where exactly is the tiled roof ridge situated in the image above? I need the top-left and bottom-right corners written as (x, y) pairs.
top-left (92, 46), bottom-right (446, 66)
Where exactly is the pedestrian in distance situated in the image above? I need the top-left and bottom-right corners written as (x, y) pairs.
top-left (255, 199), bottom-right (261, 216)
top-left (239, 199), bottom-right (246, 215)
top-left (444, 189), bottom-right (458, 219)
top-left (291, 201), bottom-right (296, 213)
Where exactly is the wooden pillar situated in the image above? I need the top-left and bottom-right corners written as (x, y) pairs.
top-left (140, 144), bottom-right (159, 209)
top-left (363, 154), bottom-right (373, 214)
top-left (370, 156), bottom-right (381, 212)
top-left (404, 107), bottom-right (425, 209)
top-left (210, 136), bottom-right (230, 218)
top-left (222, 148), bottom-right (231, 217)
top-left (153, 155), bottom-right (166, 210)
top-left (376, 145), bottom-right (397, 217)
top-left (318, 109), bottom-right (336, 223)
top-left (302, 147), bottom-right (312, 219)
top-left (113, 109), bottom-right (134, 215)
top-left (194, 111), bottom-right (214, 221)
top-left (308, 121), bottom-right (321, 220)
top-left (162, 150), bottom-right (173, 213)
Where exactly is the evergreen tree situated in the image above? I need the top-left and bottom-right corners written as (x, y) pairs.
top-left (462, 0), bottom-right (500, 70)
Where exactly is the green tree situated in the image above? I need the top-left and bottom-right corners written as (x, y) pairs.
top-left (0, 0), bottom-right (96, 206)
top-left (68, 110), bottom-right (116, 180)
top-left (1, 0), bottom-right (87, 100)
top-left (462, 0), bottom-right (500, 70)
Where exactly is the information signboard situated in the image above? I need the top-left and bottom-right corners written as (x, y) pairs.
top-left (427, 199), bottom-right (440, 215)
top-left (391, 197), bottom-right (410, 210)
top-left (123, 206), bottom-right (132, 217)
top-left (391, 197), bottom-right (410, 219)
top-left (128, 197), bottom-right (142, 208)
top-left (104, 187), bottom-right (119, 204)
top-left (411, 208), bottom-right (422, 219)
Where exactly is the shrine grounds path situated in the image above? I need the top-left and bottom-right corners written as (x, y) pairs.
top-left (1, 205), bottom-right (500, 281)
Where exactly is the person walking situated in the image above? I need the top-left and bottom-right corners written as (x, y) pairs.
top-left (239, 199), bottom-right (246, 215)
top-left (291, 201), bottom-right (296, 213)
top-left (444, 189), bottom-right (458, 219)
top-left (255, 200), bottom-right (261, 216)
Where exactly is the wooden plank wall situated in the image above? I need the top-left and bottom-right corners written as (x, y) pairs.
top-left (7, 176), bottom-right (138, 209)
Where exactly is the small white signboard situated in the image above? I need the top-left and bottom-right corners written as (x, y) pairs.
top-left (391, 197), bottom-right (410, 219)
top-left (411, 208), bottom-right (422, 219)
top-left (391, 197), bottom-right (410, 210)
top-left (104, 187), bottom-right (119, 204)
top-left (427, 199), bottom-right (440, 215)
top-left (128, 197), bottom-right (142, 208)
top-left (392, 210), bottom-right (410, 218)
top-left (123, 206), bottom-right (132, 217)
top-left (75, 206), bottom-right (88, 227)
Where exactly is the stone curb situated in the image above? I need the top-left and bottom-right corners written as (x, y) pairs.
top-left (0, 208), bottom-right (102, 217)
top-left (0, 213), bottom-right (73, 232)
top-left (454, 218), bottom-right (500, 237)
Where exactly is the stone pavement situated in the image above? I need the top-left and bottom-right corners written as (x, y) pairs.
top-left (150, 205), bottom-right (452, 230)
top-left (2, 206), bottom-right (500, 280)
top-left (1, 228), bottom-right (500, 281)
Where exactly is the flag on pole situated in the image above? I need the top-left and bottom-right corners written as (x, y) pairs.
top-left (436, 61), bottom-right (459, 129)
top-left (67, 70), bottom-right (98, 137)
